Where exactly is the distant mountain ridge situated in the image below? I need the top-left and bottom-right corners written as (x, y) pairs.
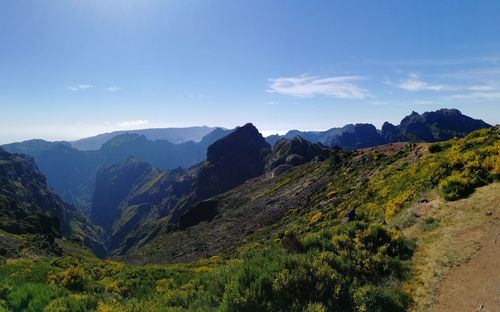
top-left (2, 128), bottom-right (232, 212)
top-left (70, 126), bottom-right (217, 150)
top-left (266, 109), bottom-right (491, 148)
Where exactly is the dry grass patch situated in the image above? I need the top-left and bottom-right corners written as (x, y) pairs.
top-left (403, 183), bottom-right (500, 311)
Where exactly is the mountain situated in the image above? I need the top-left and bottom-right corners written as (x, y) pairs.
top-left (0, 148), bottom-right (64, 238)
top-left (1, 128), bottom-right (232, 212)
top-left (0, 109), bottom-right (491, 258)
top-left (1, 125), bottom-right (499, 311)
top-left (382, 108), bottom-right (491, 142)
top-left (194, 123), bottom-right (271, 199)
top-left (70, 126), bottom-right (217, 150)
top-left (265, 135), bottom-right (331, 174)
top-left (329, 123), bottom-right (386, 148)
top-left (125, 125), bottom-right (499, 266)
top-left (267, 108), bottom-right (491, 148)
top-left (0, 148), bottom-right (105, 258)
top-left (86, 123), bottom-right (271, 256)
top-left (266, 128), bottom-right (343, 146)
top-left (92, 126), bottom-right (339, 259)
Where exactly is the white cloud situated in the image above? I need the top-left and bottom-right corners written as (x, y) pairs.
top-left (267, 74), bottom-right (369, 99)
top-left (395, 74), bottom-right (444, 91)
top-left (468, 85), bottom-right (494, 91)
top-left (67, 84), bottom-right (92, 91)
top-left (448, 92), bottom-right (500, 101)
top-left (116, 119), bottom-right (149, 127)
top-left (106, 86), bottom-right (121, 92)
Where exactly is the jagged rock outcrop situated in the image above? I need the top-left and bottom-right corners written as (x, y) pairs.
top-left (266, 136), bottom-right (330, 172)
top-left (269, 108), bottom-right (491, 147)
top-left (384, 109), bottom-right (491, 142)
top-left (195, 123), bottom-right (271, 199)
top-left (381, 122), bottom-right (405, 142)
top-left (330, 124), bottom-right (386, 149)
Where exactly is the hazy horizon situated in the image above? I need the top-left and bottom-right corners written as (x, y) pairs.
top-left (1, 1), bottom-right (500, 143)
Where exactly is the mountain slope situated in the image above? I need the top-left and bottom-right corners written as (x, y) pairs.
top-left (0, 148), bottom-right (64, 238)
top-left (128, 126), bottom-right (499, 264)
top-left (87, 124), bottom-right (271, 256)
top-left (0, 148), bottom-right (106, 258)
top-left (0, 127), bottom-right (497, 312)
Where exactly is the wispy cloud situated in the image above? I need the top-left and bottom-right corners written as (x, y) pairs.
top-left (448, 92), bottom-right (500, 101)
top-left (106, 86), bottom-right (121, 92)
top-left (388, 74), bottom-right (444, 91)
top-left (468, 85), bottom-right (494, 91)
top-left (116, 119), bottom-right (149, 127)
top-left (67, 84), bottom-right (91, 91)
top-left (267, 74), bottom-right (369, 99)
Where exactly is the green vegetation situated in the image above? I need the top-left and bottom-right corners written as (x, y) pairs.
top-left (0, 221), bottom-right (412, 311)
top-left (0, 127), bottom-right (498, 311)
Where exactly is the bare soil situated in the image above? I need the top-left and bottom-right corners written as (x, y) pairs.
top-left (432, 186), bottom-right (500, 312)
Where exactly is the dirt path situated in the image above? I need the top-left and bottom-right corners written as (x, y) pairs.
top-left (432, 185), bottom-right (500, 312)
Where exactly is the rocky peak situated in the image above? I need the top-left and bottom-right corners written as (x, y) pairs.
top-left (266, 135), bottom-right (330, 172)
top-left (196, 123), bottom-right (271, 199)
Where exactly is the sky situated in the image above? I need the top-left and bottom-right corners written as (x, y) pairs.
top-left (1, 0), bottom-right (500, 144)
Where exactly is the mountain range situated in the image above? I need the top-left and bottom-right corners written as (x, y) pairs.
top-left (0, 108), bottom-right (498, 311)
top-left (0, 108), bottom-right (492, 259)
top-left (266, 108), bottom-right (490, 148)
top-left (69, 126), bottom-right (217, 150)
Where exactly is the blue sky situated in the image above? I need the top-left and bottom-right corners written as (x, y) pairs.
top-left (1, 0), bottom-right (500, 143)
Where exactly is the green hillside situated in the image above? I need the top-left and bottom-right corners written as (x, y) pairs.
top-left (0, 126), bottom-right (498, 311)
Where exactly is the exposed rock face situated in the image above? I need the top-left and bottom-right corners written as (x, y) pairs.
top-left (381, 122), bottom-right (405, 142)
top-left (330, 124), bottom-right (386, 149)
top-left (268, 109), bottom-right (491, 147)
top-left (418, 108), bottom-right (490, 140)
top-left (195, 123), bottom-right (271, 199)
top-left (266, 136), bottom-right (330, 171)
top-left (384, 109), bottom-right (491, 143)
top-left (398, 111), bottom-right (436, 142)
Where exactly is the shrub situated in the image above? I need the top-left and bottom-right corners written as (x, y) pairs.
top-left (7, 283), bottom-right (56, 312)
top-left (352, 282), bottom-right (410, 312)
top-left (43, 296), bottom-right (87, 312)
top-left (438, 172), bottom-right (474, 201)
top-left (304, 303), bottom-right (327, 312)
top-left (428, 143), bottom-right (442, 153)
top-left (419, 217), bottom-right (439, 232)
top-left (59, 266), bottom-right (85, 291)
top-left (282, 231), bottom-right (303, 253)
